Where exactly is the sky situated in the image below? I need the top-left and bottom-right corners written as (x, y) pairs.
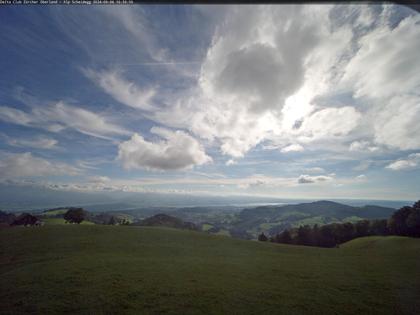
top-left (0, 4), bottom-right (419, 202)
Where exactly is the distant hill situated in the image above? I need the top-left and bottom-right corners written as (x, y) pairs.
top-left (240, 200), bottom-right (395, 220)
top-left (185, 200), bottom-right (396, 239)
top-left (123, 200), bottom-right (396, 240)
top-left (0, 225), bottom-right (419, 314)
top-left (135, 213), bottom-right (198, 231)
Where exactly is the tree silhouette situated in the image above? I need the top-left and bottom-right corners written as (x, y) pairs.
top-left (406, 208), bottom-right (420, 237)
top-left (108, 216), bottom-right (117, 225)
top-left (258, 232), bottom-right (268, 242)
top-left (296, 225), bottom-right (311, 245)
top-left (277, 230), bottom-right (292, 244)
top-left (388, 206), bottom-right (412, 236)
top-left (64, 208), bottom-right (87, 224)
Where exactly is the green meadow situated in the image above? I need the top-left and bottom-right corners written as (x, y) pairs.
top-left (1, 225), bottom-right (419, 315)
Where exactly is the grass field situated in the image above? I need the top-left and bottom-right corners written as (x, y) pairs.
top-left (1, 225), bottom-right (419, 315)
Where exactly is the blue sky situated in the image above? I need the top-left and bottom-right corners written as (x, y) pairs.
top-left (0, 4), bottom-right (419, 201)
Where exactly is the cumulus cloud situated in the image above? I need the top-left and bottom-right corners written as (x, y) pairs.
top-left (226, 159), bottom-right (237, 166)
top-left (84, 69), bottom-right (156, 111)
top-left (298, 107), bottom-right (362, 142)
top-left (0, 102), bottom-right (130, 140)
top-left (342, 14), bottom-right (420, 100)
top-left (297, 174), bottom-right (334, 184)
top-left (149, 5), bottom-right (380, 159)
top-left (339, 12), bottom-right (420, 151)
top-left (149, 5), bottom-right (419, 163)
top-left (281, 144), bottom-right (304, 153)
top-left (7, 4), bottom-right (418, 183)
top-left (386, 153), bottom-right (420, 171)
top-left (150, 5), bottom-right (351, 158)
top-left (373, 95), bottom-right (420, 150)
top-left (200, 6), bottom-right (325, 113)
top-left (0, 152), bottom-right (81, 178)
top-left (118, 127), bottom-right (212, 171)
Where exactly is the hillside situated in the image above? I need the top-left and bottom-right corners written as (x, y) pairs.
top-left (1, 226), bottom-right (419, 314)
top-left (173, 200), bottom-right (396, 239)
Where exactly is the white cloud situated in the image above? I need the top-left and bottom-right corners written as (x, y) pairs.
top-left (177, 5), bottom-right (419, 160)
top-left (8, 4), bottom-right (416, 179)
top-left (0, 102), bottom-right (130, 140)
top-left (342, 14), bottom-right (420, 100)
top-left (0, 152), bottom-right (81, 178)
top-left (298, 107), bottom-right (362, 142)
top-left (149, 5), bottom-right (370, 159)
top-left (84, 69), bottom-right (156, 111)
top-left (226, 159), bottom-right (237, 166)
top-left (386, 153), bottom-right (420, 171)
top-left (151, 5), bottom-right (346, 158)
top-left (88, 176), bottom-right (111, 183)
top-left (200, 6), bottom-right (328, 113)
top-left (297, 174), bottom-right (334, 184)
top-left (281, 144), bottom-right (304, 153)
top-left (99, 6), bottom-right (168, 63)
top-left (353, 160), bottom-right (373, 171)
top-left (373, 95), bottom-right (420, 150)
top-left (0, 106), bottom-right (32, 126)
top-left (339, 12), bottom-right (420, 152)
top-left (2, 134), bottom-right (58, 149)
top-left (118, 127), bottom-right (212, 171)
top-left (304, 167), bottom-right (325, 174)
top-left (349, 140), bottom-right (379, 152)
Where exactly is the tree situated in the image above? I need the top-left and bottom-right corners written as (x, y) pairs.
top-left (370, 219), bottom-right (388, 236)
top-left (64, 208), bottom-right (87, 224)
top-left (258, 232), bottom-right (268, 242)
top-left (310, 224), bottom-right (320, 246)
top-left (319, 225), bottom-right (336, 248)
top-left (121, 219), bottom-right (130, 226)
top-left (296, 225), bottom-right (311, 246)
top-left (11, 213), bottom-right (39, 226)
top-left (388, 206), bottom-right (412, 236)
top-left (406, 208), bottom-right (420, 237)
top-left (337, 222), bottom-right (355, 243)
top-left (277, 230), bottom-right (292, 244)
top-left (355, 220), bottom-right (370, 238)
top-left (0, 210), bottom-right (16, 225)
top-left (108, 216), bottom-right (117, 225)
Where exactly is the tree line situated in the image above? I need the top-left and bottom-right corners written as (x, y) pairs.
top-left (258, 200), bottom-right (420, 247)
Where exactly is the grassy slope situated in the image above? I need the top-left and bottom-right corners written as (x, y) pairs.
top-left (1, 226), bottom-right (419, 315)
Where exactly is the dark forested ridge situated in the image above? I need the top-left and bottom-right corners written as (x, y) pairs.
top-left (259, 200), bottom-right (420, 247)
